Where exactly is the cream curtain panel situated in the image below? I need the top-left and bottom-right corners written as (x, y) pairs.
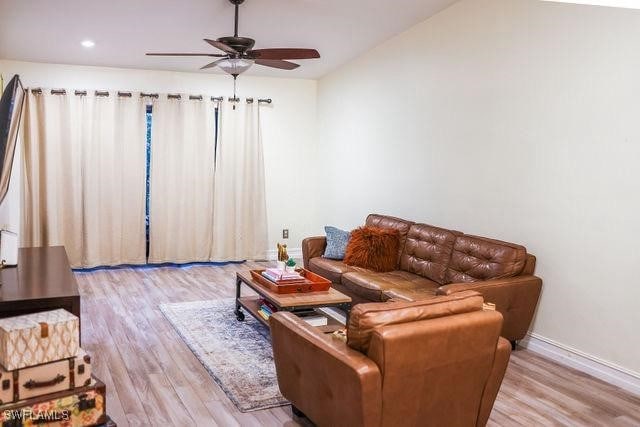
top-left (147, 97), bottom-right (216, 263)
top-left (21, 92), bottom-right (268, 267)
top-left (212, 101), bottom-right (267, 261)
top-left (21, 91), bottom-right (147, 268)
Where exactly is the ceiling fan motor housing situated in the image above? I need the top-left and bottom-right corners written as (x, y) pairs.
top-left (217, 36), bottom-right (255, 55)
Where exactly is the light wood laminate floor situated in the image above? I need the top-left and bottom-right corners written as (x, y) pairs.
top-left (76, 263), bottom-right (640, 426)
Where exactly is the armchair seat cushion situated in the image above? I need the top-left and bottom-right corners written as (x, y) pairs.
top-left (342, 270), bottom-right (439, 302)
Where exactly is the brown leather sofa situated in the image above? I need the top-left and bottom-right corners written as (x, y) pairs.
top-left (303, 214), bottom-right (542, 345)
top-left (270, 290), bottom-right (511, 427)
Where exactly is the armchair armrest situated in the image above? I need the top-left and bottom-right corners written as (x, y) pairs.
top-left (437, 275), bottom-right (542, 342)
top-left (302, 236), bottom-right (326, 269)
top-left (478, 337), bottom-right (511, 426)
top-left (269, 312), bottom-right (382, 427)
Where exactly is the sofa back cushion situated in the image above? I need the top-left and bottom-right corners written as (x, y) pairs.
top-left (445, 235), bottom-right (527, 283)
top-left (365, 214), bottom-right (414, 267)
top-left (400, 223), bottom-right (460, 284)
top-left (347, 290), bottom-right (484, 353)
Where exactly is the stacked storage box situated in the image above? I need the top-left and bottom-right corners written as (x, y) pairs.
top-left (0, 309), bottom-right (113, 427)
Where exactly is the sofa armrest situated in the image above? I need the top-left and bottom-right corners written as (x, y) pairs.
top-left (437, 275), bottom-right (542, 342)
top-left (269, 312), bottom-right (382, 427)
top-left (302, 236), bottom-right (326, 269)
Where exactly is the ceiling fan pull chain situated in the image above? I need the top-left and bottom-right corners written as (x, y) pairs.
top-left (233, 75), bottom-right (237, 110)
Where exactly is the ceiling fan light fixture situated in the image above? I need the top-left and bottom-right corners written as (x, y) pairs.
top-left (217, 58), bottom-right (254, 75)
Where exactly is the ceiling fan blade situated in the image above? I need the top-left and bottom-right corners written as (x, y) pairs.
top-left (248, 48), bottom-right (320, 60)
top-left (204, 39), bottom-right (238, 54)
top-left (200, 59), bottom-right (226, 70)
top-left (146, 53), bottom-right (227, 57)
top-left (255, 59), bottom-right (300, 70)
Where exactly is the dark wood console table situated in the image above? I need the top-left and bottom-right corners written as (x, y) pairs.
top-left (0, 246), bottom-right (80, 321)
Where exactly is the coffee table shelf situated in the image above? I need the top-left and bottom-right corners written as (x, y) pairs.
top-left (234, 270), bottom-right (351, 331)
top-left (237, 295), bottom-right (343, 332)
top-left (236, 296), bottom-right (265, 325)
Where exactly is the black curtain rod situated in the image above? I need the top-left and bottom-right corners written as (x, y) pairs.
top-left (246, 97), bottom-right (272, 104)
top-left (29, 88), bottom-right (271, 103)
top-left (29, 88), bottom-right (272, 104)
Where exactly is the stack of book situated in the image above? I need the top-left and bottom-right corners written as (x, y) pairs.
top-left (289, 308), bottom-right (329, 327)
top-left (299, 314), bottom-right (329, 327)
top-left (261, 268), bottom-right (305, 284)
top-left (257, 298), bottom-right (278, 321)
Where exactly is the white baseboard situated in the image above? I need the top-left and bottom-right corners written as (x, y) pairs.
top-left (265, 247), bottom-right (302, 261)
top-left (520, 332), bottom-right (640, 397)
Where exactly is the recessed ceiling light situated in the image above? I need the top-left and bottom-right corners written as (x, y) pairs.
top-left (81, 40), bottom-right (95, 48)
top-left (542, 0), bottom-right (640, 9)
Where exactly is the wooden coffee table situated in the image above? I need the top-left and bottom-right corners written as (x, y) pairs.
top-left (234, 270), bottom-right (352, 332)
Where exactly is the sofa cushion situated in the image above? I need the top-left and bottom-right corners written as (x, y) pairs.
top-left (323, 226), bottom-right (350, 260)
top-left (344, 226), bottom-right (399, 272)
top-left (308, 257), bottom-right (358, 283)
top-left (347, 290), bottom-right (484, 353)
top-left (341, 270), bottom-right (440, 302)
top-left (365, 214), bottom-right (414, 267)
top-left (400, 223), bottom-right (460, 284)
top-left (445, 235), bottom-right (527, 283)
top-left (383, 287), bottom-right (439, 302)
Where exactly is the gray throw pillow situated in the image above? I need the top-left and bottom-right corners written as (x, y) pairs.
top-left (324, 226), bottom-right (351, 260)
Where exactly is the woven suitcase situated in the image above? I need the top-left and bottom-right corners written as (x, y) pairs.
top-left (0, 310), bottom-right (79, 371)
top-left (0, 348), bottom-right (92, 405)
top-left (0, 376), bottom-right (106, 427)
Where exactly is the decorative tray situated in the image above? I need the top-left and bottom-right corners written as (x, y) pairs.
top-left (250, 269), bottom-right (332, 294)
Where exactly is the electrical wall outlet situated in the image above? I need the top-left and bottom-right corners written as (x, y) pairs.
top-left (282, 229), bottom-right (289, 239)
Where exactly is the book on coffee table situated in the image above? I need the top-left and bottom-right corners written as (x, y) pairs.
top-left (261, 268), bottom-right (306, 283)
top-left (300, 314), bottom-right (328, 327)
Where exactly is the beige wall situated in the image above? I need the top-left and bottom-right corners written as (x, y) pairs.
top-left (317, 0), bottom-right (640, 374)
top-left (0, 59), bottom-right (318, 256)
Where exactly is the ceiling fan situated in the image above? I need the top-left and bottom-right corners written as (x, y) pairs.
top-left (146, 0), bottom-right (320, 79)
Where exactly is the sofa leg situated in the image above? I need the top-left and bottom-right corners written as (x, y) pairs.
top-left (291, 405), bottom-right (306, 418)
top-left (511, 340), bottom-right (517, 350)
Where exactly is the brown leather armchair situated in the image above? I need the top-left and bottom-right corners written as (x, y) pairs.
top-left (270, 291), bottom-right (511, 427)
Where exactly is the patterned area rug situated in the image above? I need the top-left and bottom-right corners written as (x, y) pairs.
top-left (159, 298), bottom-right (288, 412)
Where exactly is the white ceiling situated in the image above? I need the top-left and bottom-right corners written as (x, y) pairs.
top-left (0, 0), bottom-right (458, 79)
